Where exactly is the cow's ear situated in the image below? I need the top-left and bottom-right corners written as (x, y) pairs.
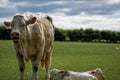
top-left (91, 70), bottom-right (96, 74)
top-left (58, 70), bottom-right (65, 75)
top-left (4, 22), bottom-right (11, 29)
top-left (45, 15), bottom-right (53, 23)
top-left (26, 17), bottom-right (37, 25)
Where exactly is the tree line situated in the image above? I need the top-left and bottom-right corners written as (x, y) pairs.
top-left (0, 26), bottom-right (11, 40)
top-left (55, 28), bottom-right (120, 43)
top-left (0, 26), bottom-right (120, 43)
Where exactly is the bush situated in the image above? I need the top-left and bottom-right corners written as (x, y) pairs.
top-left (0, 26), bottom-right (11, 40)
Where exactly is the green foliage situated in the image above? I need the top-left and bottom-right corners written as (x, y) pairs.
top-left (67, 29), bottom-right (83, 41)
top-left (0, 25), bottom-right (120, 43)
top-left (0, 41), bottom-right (120, 80)
top-left (109, 31), bottom-right (119, 43)
top-left (0, 26), bottom-right (11, 40)
top-left (55, 28), bottom-right (66, 41)
top-left (82, 28), bottom-right (94, 42)
top-left (55, 28), bottom-right (120, 43)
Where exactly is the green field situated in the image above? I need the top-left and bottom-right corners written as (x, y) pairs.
top-left (0, 40), bottom-right (120, 80)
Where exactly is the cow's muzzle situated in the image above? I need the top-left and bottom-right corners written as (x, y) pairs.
top-left (11, 32), bottom-right (20, 43)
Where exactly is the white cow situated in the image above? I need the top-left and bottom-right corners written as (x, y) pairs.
top-left (50, 68), bottom-right (105, 80)
top-left (3, 12), bottom-right (54, 80)
top-left (50, 69), bottom-right (97, 80)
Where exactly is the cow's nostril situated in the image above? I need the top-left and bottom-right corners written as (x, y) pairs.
top-left (16, 33), bottom-right (19, 36)
top-left (11, 32), bottom-right (19, 37)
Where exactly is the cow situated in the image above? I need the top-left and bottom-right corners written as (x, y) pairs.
top-left (50, 68), bottom-right (105, 80)
top-left (50, 69), bottom-right (98, 80)
top-left (3, 12), bottom-right (54, 80)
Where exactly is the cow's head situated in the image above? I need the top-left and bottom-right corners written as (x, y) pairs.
top-left (50, 69), bottom-right (62, 80)
top-left (91, 68), bottom-right (105, 80)
top-left (50, 69), bottom-right (68, 80)
top-left (4, 15), bottom-right (37, 43)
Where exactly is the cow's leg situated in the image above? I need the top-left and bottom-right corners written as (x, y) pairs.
top-left (16, 53), bottom-right (25, 80)
top-left (45, 52), bottom-right (51, 80)
top-left (31, 57), bottom-right (39, 80)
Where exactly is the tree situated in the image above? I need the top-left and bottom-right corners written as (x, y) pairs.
top-left (67, 29), bottom-right (83, 41)
top-left (82, 28), bottom-right (94, 42)
top-left (92, 30), bottom-right (101, 42)
top-left (0, 26), bottom-right (11, 40)
top-left (0, 25), bottom-right (120, 43)
top-left (109, 31), bottom-right (118, 43)
top-left (78, 28), bottom-right (83, 41)
top-left (100, 30), bottom-right (111, 43)
top-left (54, 28), bottom-right (66, 41)
top-left (117, 32), bottom-right (120, 42)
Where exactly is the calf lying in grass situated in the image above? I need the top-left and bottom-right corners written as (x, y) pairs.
top-left (85, 68), bottom-right (105, 80)
top-left (50, 68), bottom-right (105, 80)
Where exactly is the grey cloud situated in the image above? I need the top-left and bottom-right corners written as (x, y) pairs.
top-left (0, 0), bottom-right (120, 31)
top-left (64, 0), bottom-right (120, 15)
top-left (2, 0), bottom-right (120, 16)
top-left (0, 7), bottom-right (17, 18)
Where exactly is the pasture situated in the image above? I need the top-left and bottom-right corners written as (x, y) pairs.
top-left (0, 40), bottom-right (120, 80)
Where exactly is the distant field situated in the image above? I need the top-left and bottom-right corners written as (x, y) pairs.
top-left (0, 40), bottom-right (120, 80)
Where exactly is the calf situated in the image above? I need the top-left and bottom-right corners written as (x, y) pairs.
top-left (50, 68), bottom-right (105, 80)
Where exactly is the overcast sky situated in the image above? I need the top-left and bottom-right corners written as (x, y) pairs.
top-left (0, 0), bottom-right (120, 31)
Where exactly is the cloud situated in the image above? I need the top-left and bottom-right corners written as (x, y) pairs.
top-left (1, 0), bottom-right (120, 15)
top-left (0, 0), bottom-right (19, 17)
top-left (0, 0), bottom-right (120, 31)
top-left (107, 0), bottom-right (120, 4)
top-left (53, 8), bottom-right (72, 13)
top-left (47, 11), bottom-right (120, 31)
top-left (35, 1), bottom-right (66, 7)
top-left (0, 0), bottom-right (9, 8)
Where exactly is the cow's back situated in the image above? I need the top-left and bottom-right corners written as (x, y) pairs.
top-left (25, 14), bottom-right (54, 60)
top-left (34, 15), bottom-right (54, 68)
top-left (38, 17), bottom-right (54, 53)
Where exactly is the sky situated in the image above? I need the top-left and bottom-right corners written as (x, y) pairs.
top-left (0, 0), bottom-right (120, 31)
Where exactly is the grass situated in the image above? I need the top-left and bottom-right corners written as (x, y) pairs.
top-left (0, 40), bottom-right (120, 80)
